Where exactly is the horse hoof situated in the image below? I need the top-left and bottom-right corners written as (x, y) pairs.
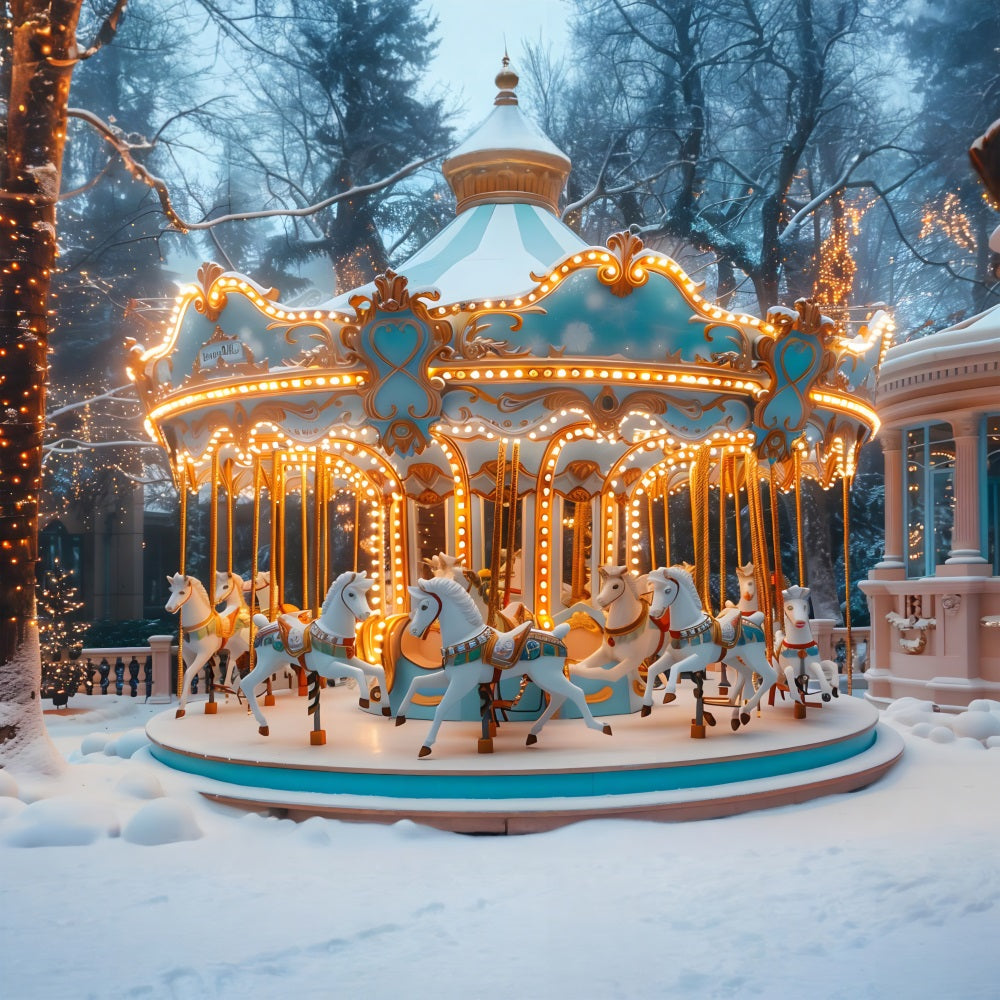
top-left (602, 724), bottom-right (613, 736)
top-left (382, 707), bottom-right (392, 717)
top-left (640, 704), bottom-right (652, 718)
top-left (359, 698), bottom-right (370, 709)
top-left (704, 711), bottom-right (716, 726)
top-left (418, 745), bottom-right (432, 758)
top-left (731, 718), bottom-right (741, 732)
top-left (174, 709), bottom-right (185, 719)
top-left (526, 733), bottom-right (538, 746)
top-left (395, 715), bottom-right (406, 727)
top-left (258, 726), bottom-right (269, 736)
top-left (662, 692), bottom-right (676, 704)
top-left (832, 687), bottom-right (840, 698)
top-left (822, 692), bottom-right (831, 702)
top-left (740, 712), bottom-right (751, 727)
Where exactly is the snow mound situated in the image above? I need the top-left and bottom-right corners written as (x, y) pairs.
top-left (122, 799), bottom-right (202, 846)
top-left (0, 769), bottom-right (19, 798)
top-left (104, 729), bottom-right (151, 759)
top-left (81, 733), bottom-right (111, 755)
top-left (296, 815), bottom-right (335, 845)
top-left (952, 711), bottom-right (1000, 741)
top-left (968, 699), bottom-right (1000, 712)
top-left (2, 796), bottom-right (120, 847)
top-left (928, 726), bottom-right (956, 744)
top-left (0, 797), bottom-right (26, 821)
top-left (391, 818), bottom-right (452, 840)
top-left (116, 771), bottom-right (164, 800)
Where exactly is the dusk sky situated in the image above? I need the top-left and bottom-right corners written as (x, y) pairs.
top-left (429, 0), bottom-right (571, 129)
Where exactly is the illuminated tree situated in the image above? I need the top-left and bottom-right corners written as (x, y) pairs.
top-left (0, 2), bottom-right (132, 772)
top-left (36, 557), bottom-right (84, 661)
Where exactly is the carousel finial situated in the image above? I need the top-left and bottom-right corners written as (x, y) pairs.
top-left (495, 50), bottom-right (519, 106)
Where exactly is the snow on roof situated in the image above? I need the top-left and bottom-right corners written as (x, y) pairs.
top-left (446, 102), bottom-right (569, 164)
top-left (880, 303), bottom-right (1000, 378)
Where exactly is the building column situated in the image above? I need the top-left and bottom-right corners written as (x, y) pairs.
top-left (874, 428), bottom-right (905, 573)
top-left (946, 414), bottom-right (988, 565)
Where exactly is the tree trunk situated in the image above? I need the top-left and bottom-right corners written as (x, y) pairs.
top-left (0, 2), bottom-right (85, 774)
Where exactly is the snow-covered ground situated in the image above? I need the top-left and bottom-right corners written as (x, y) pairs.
top-left (2, 695), bottom-right (999, 1000)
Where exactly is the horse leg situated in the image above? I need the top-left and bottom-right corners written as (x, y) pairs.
top-left (643, 650), bottom-right (695, 715)
top-left (419, 667), bottom-right (483, 758)
top-left (394, 670), bottom-right (447, 727)
top-left (237, 654), bottom-right (277, 734)
top-left (176, 645), bottom-right (211, 718)
top-left (808, 658), bottom-right (834, 701)
top-left (821, 658), bottom-right (841, 697)
top-left (529, 661), bottom-right (611, 736)
top-left (526, 691), bottom-right (566, 744)
top-left (312, 658), bottom-right (370, 708)
top-left (569, 641), bottom-right (614, 678)
top-left (730, 650), bottom-right (778, 729)
top-left (357, 660), bottom-right (392, 716)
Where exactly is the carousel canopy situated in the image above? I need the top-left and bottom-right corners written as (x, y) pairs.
top-left (127, 61), bottom-right (892, 622)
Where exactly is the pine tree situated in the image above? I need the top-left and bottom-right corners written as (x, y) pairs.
top-left (37, 559), bottom-right (84, 662)
top-left (239, 0), bottom-right (454, 293)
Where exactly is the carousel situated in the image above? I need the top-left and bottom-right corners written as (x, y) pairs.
top-left (131, 63), bottom-right (902, 831)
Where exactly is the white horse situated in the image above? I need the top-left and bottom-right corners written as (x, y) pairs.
top-left (165, 573), bottom-right (235, 719)
top-left (426, 551), bottom-right (490, 620)
top-left (395, 576), bottom-right (612, 757)
top-left (722, 563), bottom-right (766, 627)
top-left (244, 570), bottom-right (298, 616)
top-left (212, 570), bottom-right (252, 691)
top-left (241, 571), bottom-right (391, 736)
top-left (569, 565), bottom-right (672, 689)
top-left (775, 585), bottom-right (838, 714)
top-left (643, 566), bottom-right (777, 730)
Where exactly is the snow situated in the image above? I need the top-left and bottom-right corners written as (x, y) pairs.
top-left (2, 695), bottom-right (999, 999)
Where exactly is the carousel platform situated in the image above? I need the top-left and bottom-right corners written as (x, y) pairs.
top-left (146, 685), bottom-right (902, 834)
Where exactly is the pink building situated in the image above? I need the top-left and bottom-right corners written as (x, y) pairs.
top-left (861, 304), bottom-right (1000, 709)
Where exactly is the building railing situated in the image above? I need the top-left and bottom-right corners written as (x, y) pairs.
top-left (59, 635), bottom-right (177, 704)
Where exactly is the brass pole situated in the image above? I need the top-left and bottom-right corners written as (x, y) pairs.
top-left (769, 463), bottom-right (783, 600)
top-left (313, 453), bottom-right (323, 617)
top-left (843, 470), bottom-right (854, 696)
top-left (269, 454), bottom-right (279, 616)
top-left (661, 476), bottom-right (671, 566)
top-left (794, 449), bottom-right (806, 587)
top-left (176, 463), bottom-right (188, 698)
top-left (733, 456), bottom-right (744, 567)
top-left (301, 459), bottom-right (309, 614)
top-left (488, 440), bottom-right (506, 625)
top-left (503, 439), bottom-right (520, 604)
top-left (718, 460), bottom-right (727, 613)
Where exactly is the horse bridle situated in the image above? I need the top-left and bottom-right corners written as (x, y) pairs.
top-left (339, 572), bottom-right (366, 621)
top-left (415, 585), bottom-right (443, 640)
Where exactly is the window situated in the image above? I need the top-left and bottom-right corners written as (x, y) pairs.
top-left (904, 424), bottom-right (955, 577)
top-left (985, 417), bottom-right (1000, 573)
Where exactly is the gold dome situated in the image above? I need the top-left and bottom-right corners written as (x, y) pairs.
top-left (441, 58), bottom-right (571, 216)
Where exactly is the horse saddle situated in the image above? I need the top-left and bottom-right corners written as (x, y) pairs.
top-left (483, 621), bottom-right (534, 670)
top-left (220, 606), bottom-right (250, 640)
top-left (276, 611), bottom-right (314, 657)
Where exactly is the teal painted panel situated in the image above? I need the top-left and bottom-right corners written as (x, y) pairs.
top-left (479, 270), bottom-right (748, 363)
top-left (149, 728), bottom-right (878, 800)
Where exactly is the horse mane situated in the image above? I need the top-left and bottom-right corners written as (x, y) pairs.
top-left (322, 571), bottom-right (359, 615)
top-left (666, 566), bottom-right (703, 609)
top-left (419, 575), bottom-right (482, 626)
top-left (183, 575), bottom-right (210, 606)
